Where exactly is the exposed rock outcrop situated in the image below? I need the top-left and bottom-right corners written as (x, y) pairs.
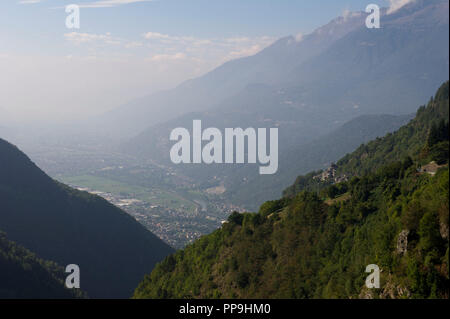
top-left (396, 230), bottom-right (409, 255)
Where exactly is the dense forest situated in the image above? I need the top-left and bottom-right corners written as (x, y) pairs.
top-left (133, 81), bottom-right (449, 299)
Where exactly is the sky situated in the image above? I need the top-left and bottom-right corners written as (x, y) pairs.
top-left (0, 0), bottom-right (408, 123)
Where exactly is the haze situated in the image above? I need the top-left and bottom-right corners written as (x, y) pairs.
top-left (0, 0), bottom-right (406, 124)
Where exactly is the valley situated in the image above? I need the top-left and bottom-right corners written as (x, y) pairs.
top-left (26, 144), bottom-right (243, 249)
top-left (11, 110), bottom-right (414, 249)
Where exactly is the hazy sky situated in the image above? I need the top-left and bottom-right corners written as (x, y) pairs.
top-left (0, 0), bottom-right (404, 124)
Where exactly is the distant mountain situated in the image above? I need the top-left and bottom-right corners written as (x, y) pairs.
top-left (0, 138), bottom-right (174, 298)
top-left (100, 0), bottom-right (447, 141)
top-left (133, 81), bottom-right (449, 300)
top-left (91, 5), bottom-right (373, 138)
top-left (0, 232), bottom-right (85, 299)
top-left (282, 0), bottom-right (449, 116)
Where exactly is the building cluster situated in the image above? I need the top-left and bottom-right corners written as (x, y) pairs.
top-left (314, 163), bottom-right (348, 184)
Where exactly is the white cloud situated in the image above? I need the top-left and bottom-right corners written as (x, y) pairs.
top-left (64, 31), bottom-right (274, 63)
top-left (125, 41), bottom-right (143, 49)
top-left (387, 0), bottom-right (415, 14)
top-left (341, 8), bottom-right (363, 22)
top-left (147, 52), bottom-right (187, 62)
top-left (225, 37), bottom-right (251, 44)
top-left (64, 32), bottom-right (121, 45)
top-left (342, 8), bottom-right (351, 21)
top-left (143, 32), bottom-right (171, 40)
top-left (227, 45), bottom-right (263, 59)
top-left (78, 0), bottom-right (153, 8)
top-left (141, 31), bottom-right (274, 61)
top-left (65, 32), bottom-right (149, 50)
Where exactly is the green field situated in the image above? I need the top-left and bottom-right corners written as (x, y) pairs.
top-left (59, 175), bottom-right (197, 212)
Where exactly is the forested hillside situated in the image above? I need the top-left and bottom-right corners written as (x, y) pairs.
top-left (0, 232), bottom-right (85, 299)
top-left (284, 81), bottom-right (449, 196)
top-left (0, 138), bottom-right (174, 298)
top-left (133, 82), bottom-right (449, 299)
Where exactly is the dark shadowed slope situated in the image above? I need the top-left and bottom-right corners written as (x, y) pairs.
top-left (0, 138), bottom-right (174, 298)
top-left (0, 232), bottom-right (85, 299)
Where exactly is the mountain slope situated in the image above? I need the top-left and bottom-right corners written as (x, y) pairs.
top-left (133, 81), bottom-right (449, 299)
top-left (121, 0), bottom-right (448, 210)
top-left (0, 138), bottom-right (174, 298)
top-left (0, 232), bottom-right (85, 299)
top-left (283, 0), bottom-right (449, 116)
top-left (336, 83), bottom-right (450, 176)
